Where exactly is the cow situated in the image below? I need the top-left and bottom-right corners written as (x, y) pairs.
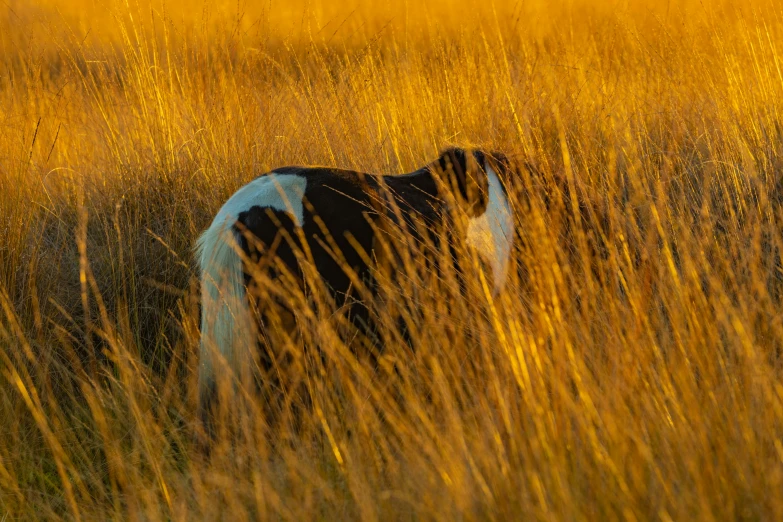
top-left (195, 147), bottom-right (515, 420)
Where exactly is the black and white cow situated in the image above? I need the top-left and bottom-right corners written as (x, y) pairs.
top-left (196, 147), bottom-right (515, 412)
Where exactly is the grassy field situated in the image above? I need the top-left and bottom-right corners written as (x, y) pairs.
top-left (3, 0), bottom-right (783, 519)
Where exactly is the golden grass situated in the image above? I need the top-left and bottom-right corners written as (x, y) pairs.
top-left (2, 0), bottom-right (783, 519)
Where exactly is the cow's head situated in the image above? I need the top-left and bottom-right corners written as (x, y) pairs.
top-left (429, 147), bottom-right (515, 295)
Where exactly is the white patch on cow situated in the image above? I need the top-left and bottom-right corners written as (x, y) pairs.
top-left (466, 164), bottom-right (514, 296)
top-left (196, 173), bottom-right (307, 398)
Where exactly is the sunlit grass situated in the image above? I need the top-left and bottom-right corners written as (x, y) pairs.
top-left (2, 0), bottom-right (783, 519)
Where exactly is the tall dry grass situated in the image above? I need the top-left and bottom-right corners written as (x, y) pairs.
top-left (2, 0), bottom-right (783, 519)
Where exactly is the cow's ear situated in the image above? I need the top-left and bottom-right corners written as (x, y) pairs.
top-left (481, 151), bottom-right (511, 183)
top-left (434, 147), bottom-right (488, 217)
